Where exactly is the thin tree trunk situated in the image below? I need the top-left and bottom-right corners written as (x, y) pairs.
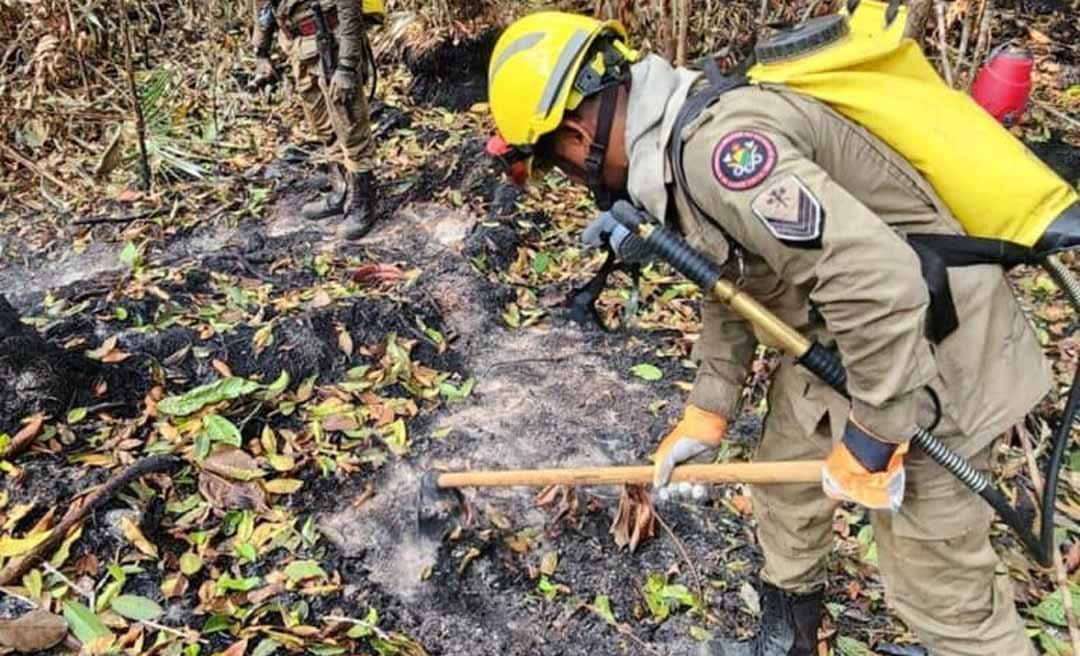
top-left (676, 0), bottom-right (689, 66)
top-left (904, 0), bottom-right (934, 44)
top-left (119, 0), bottom-right (151, 190)
top-left (935, 0), bottom-right (955, 87)
top-left (970, 0), bottom-right (995, 90)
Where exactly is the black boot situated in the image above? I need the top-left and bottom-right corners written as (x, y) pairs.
top-left (301, 165), bottom-right (346, 220)
top-left (702, 583), bottom-right (823, 656)
top-left (340, 171), bottom-right (377, 240)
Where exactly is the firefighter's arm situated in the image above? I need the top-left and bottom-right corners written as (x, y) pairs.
top-left (689, 297), bottom-right (757, 420)
top-left (335, 0), bottom-right (367, 72)
top-left (651, 236), bottom-right (756, 489)
top-left (682, 123), bottom-right (937, 444)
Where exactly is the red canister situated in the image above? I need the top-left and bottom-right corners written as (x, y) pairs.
top-left (971, 46), bottom-right (1033, 125)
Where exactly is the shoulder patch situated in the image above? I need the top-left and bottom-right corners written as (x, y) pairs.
top-left (750, 174), bottom-right (824, 249)
top-left (711, 130), bottom-right (777, 191)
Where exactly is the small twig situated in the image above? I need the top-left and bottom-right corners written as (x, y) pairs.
top-left (72, 210), bottom-right (161, 226)
top-left (0, 143), bottom-right (76, 196)
top-left (934, 0), bottom-right (955, 87)
top-left (956, 0), bottom-right (975, 85)
top-left (1033, 99), bottom-right (1080, 131)
top-left (41, 562), bottom-right (94, 608)
top-left (600, 617), bottom-right (664, 656)
top-left (321, 615), bottom-right (394, 642)
top-left (1018, 425), bottom-right (1080, 656)
top-left (118, 0), bottom-right (152, 191)
top-left (801, 0), bottom-right (827, 21)
top-left (0, 586), bottom-right (39, 609)
top-left (139, 618), bottom-right (207, 644)
top-left (654, 510), bottom-right (705, 606)
top-left (0, 455), bottom-right (183, 586)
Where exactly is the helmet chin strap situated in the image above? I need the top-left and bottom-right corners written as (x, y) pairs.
top-left (584, 85), bottom-right (623, 211)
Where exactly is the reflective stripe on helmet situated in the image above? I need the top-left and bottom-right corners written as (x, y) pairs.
top-left (535, 29), bottom-right (590, 118)
top-left (488, 32), bottom-right (546, 87)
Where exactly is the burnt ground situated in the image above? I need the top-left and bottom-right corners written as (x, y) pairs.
top-left (1, 29), bottom-right (1079, 656)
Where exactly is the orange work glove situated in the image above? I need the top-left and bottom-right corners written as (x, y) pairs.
top-left (822, 417), bottom-right (909, 512)
top-left (652, 404), bottom-right (728, 489)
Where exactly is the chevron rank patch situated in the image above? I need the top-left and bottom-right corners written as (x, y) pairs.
top-left (750, 174), bottom-right (824, 249)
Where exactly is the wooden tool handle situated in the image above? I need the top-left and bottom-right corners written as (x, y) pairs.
top-left (436, 460), bottom-right (823, 489)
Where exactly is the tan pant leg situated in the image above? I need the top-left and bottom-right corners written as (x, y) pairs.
top-left (295, 58), bottom-right (336, 147)
top-left (871, 442), bottom-right (1035, 656)
top-left (316, 57), bottom-right (373, 174)
top-left (753, 365), bottom-right (838, 594)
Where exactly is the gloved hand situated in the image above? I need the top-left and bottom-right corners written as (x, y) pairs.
top-left (581, 203), bottom-right (652, 264)
top-left (248, 57), bottom-right (277, 92)
top-left (652, 405), bottom-right (728, 492)
top-left (329, 65), bottom-right (357, 106)
top-left (822, 418), bottom-right (908, 512)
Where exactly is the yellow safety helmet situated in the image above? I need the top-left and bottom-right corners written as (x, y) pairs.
top-left (486, 12), bottom-right (637, 185)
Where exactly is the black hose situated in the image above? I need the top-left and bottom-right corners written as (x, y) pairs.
top-left (616, 208), bottom-right (1080, 566)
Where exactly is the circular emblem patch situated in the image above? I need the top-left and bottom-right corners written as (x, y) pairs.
top-left (711, 130), bottom-right (777, 191)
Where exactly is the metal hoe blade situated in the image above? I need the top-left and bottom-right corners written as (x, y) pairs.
top-left (416, 471), bottom-right (464, 541)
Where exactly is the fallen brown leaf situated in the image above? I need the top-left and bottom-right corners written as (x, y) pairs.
top-left (198, 470), bottom-right (270, 512)
top-left (352, 263), bottom-right (404, 285)
top-left (610, 485), bottom-right (656, 552)
top-left (0, 609), bottom-right (68, 653)
top-left (218, 639), bottom-right (249, 656)
top-left (202, 446), bottom-right (264, 481)
top-left (247, 582), bottom-right (285, 605)
top-left (3, 414), bottom-right (45, 458)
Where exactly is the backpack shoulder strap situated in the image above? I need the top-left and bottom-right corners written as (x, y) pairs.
top-left (666, 59), bottom-right (749, 224)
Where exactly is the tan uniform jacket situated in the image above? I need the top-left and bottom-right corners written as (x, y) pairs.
top-left (253, 0), bottom-right (367, 71)
top-left (625, 55), bottom-right (1052, 448)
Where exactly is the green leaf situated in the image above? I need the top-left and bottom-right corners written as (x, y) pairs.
top-left (284, 560), bottom-right (328, 583)
top-left (641, 573), bottom-right (700, 622)
top-left (856, 524), bottom-right (878, 565)
top-left (630, 363), bottom-right (663, 382)
top-left (63, 600), bottom-right (112, 643)
top-left (179, 551), bottom-right (203, 575)
top-left (193, 432), bottom-right (211, 462)
top-left (264, 370), bottom-right (290, 399)
top-left (66, 407), bottom-right (88, 424)
top-left (201, 613), bottom-right (231, 634)
top-left (119, 242), bottom-right (142, 270)
top-left (592, 595), bottom-right (615, 624)
top-left (537, 576), bottom-right (559, 601)
top-left (203, 414), bottom-right (242, 447)
top-left (216, 574), bottom-right (262, 593)
top-left (251, 639), bottom-right (282, 656)
top-left (110, 595), bottom-right (164, 621)
top-left (381, 419), bottom-right (410, 456)
top-left (439, 378), bottom-right (475, 402)
top-left (158, 377), bottom-right (261, 417)
top-left (345, 608), bottom-right (380, 639)
top-left (689, 626), bottom-right (712, 641)
top-left (532, 251), bottom-right (551, 274)
top-left (236, 542), bottom-right (257, 562)
top-left (835, 636), bottom-right (874, 656)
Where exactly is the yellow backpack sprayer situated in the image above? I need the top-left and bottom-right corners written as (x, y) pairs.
top-left (655, 0), bottom-right (1080, 566)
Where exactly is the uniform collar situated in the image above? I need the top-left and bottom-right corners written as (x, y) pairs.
top-left (624, 55), bottom-right (702, 222)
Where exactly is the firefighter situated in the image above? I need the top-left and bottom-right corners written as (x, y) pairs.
top-left (485, 11), bottom-right (1054, 656)
top-left (251, 0), bottom-right (381, 239)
